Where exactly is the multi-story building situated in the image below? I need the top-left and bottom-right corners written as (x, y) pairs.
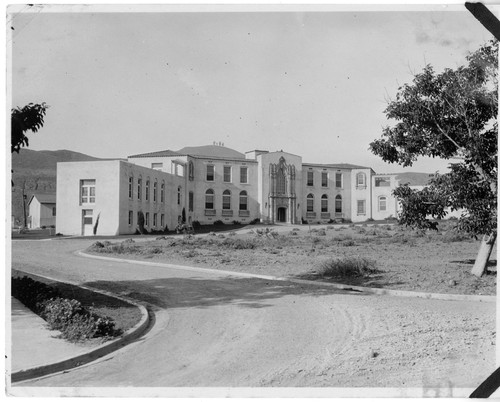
top-left (56, 144), bottom-right (399, 236)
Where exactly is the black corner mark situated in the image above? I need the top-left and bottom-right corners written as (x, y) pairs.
top-left (465, 2), bottom-right (500, 40)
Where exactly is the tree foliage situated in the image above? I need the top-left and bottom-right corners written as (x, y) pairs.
top-left (370, 40), bottom-right (498, 237)
top-left (11, 102), bottom-right (48, 154)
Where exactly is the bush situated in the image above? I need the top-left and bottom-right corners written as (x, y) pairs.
top-left (232, 220), bottom-right (242, 225)
top-left (222, 238), bottom-right (257, 249)
top-left (317, 257), bottom-right (377, 278)
top-left (12, 276), bottom-right (116, 342)
top-left (192, 220), bottom-right (202, 229)
top-left (213, 220), bottom-right (224, 226)
top-left (249, 218), bottom-right (260, 225)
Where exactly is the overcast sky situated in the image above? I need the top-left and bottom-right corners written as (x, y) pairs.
top-left (9, 4), bottom-right (494, 173)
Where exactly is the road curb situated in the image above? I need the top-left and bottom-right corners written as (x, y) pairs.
top-left (78, 251), bottom-right (496, 303)
top-left (10, 274), bottom-right (151, 383)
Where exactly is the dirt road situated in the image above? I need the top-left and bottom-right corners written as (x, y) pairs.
top-left (10, 238), bottom-right (495, 394)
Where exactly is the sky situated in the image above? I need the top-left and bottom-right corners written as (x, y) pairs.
top-left (8, 4), bottom-right (495, 174)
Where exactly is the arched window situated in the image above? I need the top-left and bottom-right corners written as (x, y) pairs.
top-left (160, 181), bottom-right (165, 203)
top-left (378, 196), bottom-right (387, 211)
top-left (277, 167), bottom-right (286, 194)
top-left (306, 193), bottom-right (314, 212)
top-left (177, 186), bottom-right (181, 205)
top-left (356, 172), bottom-right (366, 187)
top-left (222, 190), bottom-right (231, 210)
top-left (205, 189), bottom-right (214, 209)
top-left (321, 194), bottom-right (328, 212)
top-left (239, 191), bottom-right (248, 211)
top-left (145, 178), bottom-right (150, 201)
top-left (137, 177), bottom-right (142, 200)
top-left (335, 194), bottom-right (342, 213)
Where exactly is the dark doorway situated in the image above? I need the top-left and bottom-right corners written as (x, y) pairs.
top-left (277, 207), bottom-right (287, 223)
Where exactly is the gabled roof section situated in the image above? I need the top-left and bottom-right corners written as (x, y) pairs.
top-left (29, 193), bottom-right (56, 205)
top-left (176, 145), bottom-right (245, 159)
top-left (303, 162), bottom-right (372, 170)
top-left (128, 150), bottom-right (182, 158)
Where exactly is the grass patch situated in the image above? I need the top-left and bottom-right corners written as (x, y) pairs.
top-left (317, 257), bottom-right (378, 279)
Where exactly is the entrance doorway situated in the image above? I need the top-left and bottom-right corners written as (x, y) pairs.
top-left (82, 209), bottom-right (93, 236)
top-left (277, 207), bottom-right (287, 223)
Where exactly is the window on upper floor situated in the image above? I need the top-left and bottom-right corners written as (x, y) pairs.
top-left (222, 190), bottom-right (231, 210)
top-left (153, 181), bottom-right (158, 202)
top-left (240, 166), bottom-right (248, 184)
top-left (161, 182), bottom-right (165, 203)
top-left (137, 178), bottom-right (142, 200)
top-left (151, 163), bottom-right (163, 170)
top-left (80, 180), bottom-right (96, 204)
top-left (356, 173), bottom-right (366, 188)
top-left (52, 206), bottom-right (56, 216)
top-left (188, 161), bottom-right (194, 181)
top-left (223, 166), bottom-right (232, 183)
top-left (335, 173), bottom-right (342, 188)
top-left (206, 165), bottom-right (215, 181)
top-left (189, 191), bottom-right (194, 212)
top-left (177, 187), bottom-right (181, 205)
top-left (375, 177), bottom-right (391, 187)
top-left (128, 177), bottom-right (133, 199)
top-left (307, 193), bottom-right (314, 212)
top-left (145, 179), bottom-right (150, 201)
top-left (321, 171), bottom-right (328, 187)
top-left (307, 170), bottom-right (314, 186)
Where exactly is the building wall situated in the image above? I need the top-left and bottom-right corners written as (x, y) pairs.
top-left (350, 169), bottom-right (373, 222)
top-left (189, 157), bottom-right (259, 224)
top-left (301, 165), bottom-right (352, 223)
top-left (28, 199), bottom-right (56, 228)
top-left (372, 175), bottom-right (399, 220)
top-left (56, 161), bottom-right (122, 236)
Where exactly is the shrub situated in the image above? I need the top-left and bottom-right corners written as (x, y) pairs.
top-left (192, 220), bottom-right (202, 229)
top-left (232, 220), bottom-right (242, 225)
top-left (213, 220), bottom-right (224, 226)
top-left (342, 239), bottom-right (356, 247)
top-left (222, 238), bottom-right (257, 249)
top-left (41, 225), bottom-right (47, 229)
top-left (317, 229), bottom-right (326, 236)
top-left (12, 276), bottom-right (62, 314)
top-left (317, 257), bottom-right (377, 278)
top-left (249, 218), bottom-right (260, 225)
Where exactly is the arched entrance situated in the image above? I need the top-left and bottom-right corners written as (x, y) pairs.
top-left (277, 207), bottom-right (287, 222)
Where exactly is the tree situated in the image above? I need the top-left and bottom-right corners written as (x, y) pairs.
top-left (11, 102), bottom-right (48, 154)
top-left (370, 40), bottom-right (498, 277)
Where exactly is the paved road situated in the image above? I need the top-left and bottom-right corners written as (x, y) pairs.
top-left (10, 237), bottom-right (495, 394)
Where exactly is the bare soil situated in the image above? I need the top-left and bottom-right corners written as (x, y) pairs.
top-left (87, 222), bottom-right (497, 296)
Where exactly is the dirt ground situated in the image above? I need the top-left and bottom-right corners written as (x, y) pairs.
top-left (88, 222), bottom-right (497, 296)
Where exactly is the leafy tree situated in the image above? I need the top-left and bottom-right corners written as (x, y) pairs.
top-left (11, 102), bottom-right (48, 154)
top-left (370, 40), bottom-right (498, 277)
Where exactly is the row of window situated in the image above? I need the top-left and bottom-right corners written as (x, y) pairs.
top-left (128, 211), bottom-right (166, 228)
top-left (306, 171), bottom-right (368, 188)
top-left (306, 194), bottom-right (387, 214)
top-left (206, 165), bottom-right (248, 184)
top-left (128, 177), bottom-right (167, 203)
top-left (205, 189), bottom-right (248, 211)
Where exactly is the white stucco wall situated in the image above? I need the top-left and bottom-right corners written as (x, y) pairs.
top-left (350, 169), bottom-right (373, 222)
top-left (371, 175), bottom-right (399, 220)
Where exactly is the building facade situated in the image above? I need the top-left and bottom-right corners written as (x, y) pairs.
top-left (28, 194), bottom-right (56, 229)
top-left (56, 145), bottom-right (400, 236)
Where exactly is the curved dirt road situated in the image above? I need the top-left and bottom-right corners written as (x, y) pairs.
top-left (10, 238), bottom-right (495, 394)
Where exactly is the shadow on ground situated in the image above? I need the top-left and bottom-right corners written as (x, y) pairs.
top-left (84, 275), bottom-right (363, 310)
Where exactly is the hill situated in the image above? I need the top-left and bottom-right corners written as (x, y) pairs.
top-left (10, 149), bottom-right (105, 227)
top-left (395, 172), bottom-right (433, 186)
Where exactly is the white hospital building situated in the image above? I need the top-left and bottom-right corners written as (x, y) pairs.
top-left (56, 144), bottom-right (400, 236)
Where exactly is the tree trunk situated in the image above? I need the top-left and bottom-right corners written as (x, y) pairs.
top-left (471, 233), bottom-right (497, 277)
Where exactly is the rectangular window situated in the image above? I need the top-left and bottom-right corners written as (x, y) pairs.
top-left (52, 207), bottom-right (56, 216)
top-left (240, 167), bottom-right (248, 184)
top-left (357, 200), bottom-right (366, 215)
top-left (307, 198), bottom-right (314, 212)
top-left (321, 198), bottom-right (328, 212)
top-left (80, 180), bottom-right (96, 204)
top-left (222, 193), bottom-right (231, 210)
top-left (161, 183), bottom-right (165, 203)
top-left (153, 182), bottom-right (157, 202)
top-left (82, 209), bottom-right (93, 225)
top-left (379, 197), bottom-right (387, 211)
top-left (239, 195), bottom-right (248, 211)
top-left (189, 191), bottom-right (194, 212)
top-left (153, 213), bottom-right (157, 227)
top-left (205, 193), bottom-right (214, 210)
top-left (206, 165), bottom-right (215, 181)
top-left (128, 177), bottom-right (133, 199)
top-left (145, 180), bottom-right (149, 201)
top-left (321, 171), bottom-right (328, 187)
top-left (151, 163), bottom-right (163, 170)
top-left (307, 170), bottom-right (314, 186)
top-left (161, 214), bottom-right (164, 228)
top-left (145, 212), bottom-right (150, 226)
top-left (223, 166), bottom-right (232, 183)
top-left (375, 177), bottom-right (391, 187)
top-left (128, 211), bottom-right (133, 226)
top-left (137, 179), bottom-right (142, 200)
top-left (335, 173), bottom-right (342, 188)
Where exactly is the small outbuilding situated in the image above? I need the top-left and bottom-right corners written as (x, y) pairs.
top-left (28, 193), bottom-right (56, 229)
